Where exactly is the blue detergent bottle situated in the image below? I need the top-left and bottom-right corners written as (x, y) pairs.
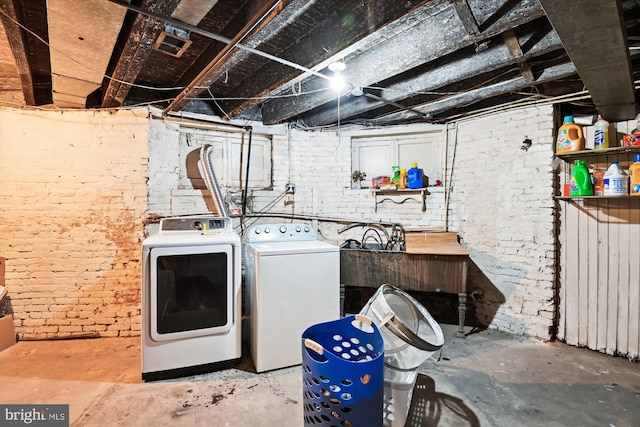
top-left (407, 162), bottom-right (423, 189)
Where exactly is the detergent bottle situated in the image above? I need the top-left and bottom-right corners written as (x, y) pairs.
top-left (407, 162), bottom-right (423, 189)
top-left (630, 154), bottom-right (640, 195)
top-left (399, 168), bottom-right (408, 189)
top-left (603, 162), bottom-right (629, 196)
top-left (569, 160), bottom-right (593, 196)
top-left (556, 116), bottom-right (585, 153)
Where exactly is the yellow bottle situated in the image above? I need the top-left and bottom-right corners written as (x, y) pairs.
top-left (556, 116), bottom-right (585, 153)
top-left (399, 168), bottom-right (407, 189)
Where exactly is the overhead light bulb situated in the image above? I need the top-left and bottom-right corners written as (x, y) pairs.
top-left (328, 61), bottom-right (347, 91)
top-left (331, 72), bottom-right (347, 91)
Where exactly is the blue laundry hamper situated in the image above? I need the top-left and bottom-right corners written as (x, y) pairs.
top-left (302, 314), bottom-right (384, 427)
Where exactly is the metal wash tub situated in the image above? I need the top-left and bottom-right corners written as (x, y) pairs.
top-left (340, 232), bottom-right (469, 337)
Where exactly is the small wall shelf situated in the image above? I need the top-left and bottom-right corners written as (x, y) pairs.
top-left (556, 195), bottom-right (639, 201)
top-left (556, 145), bottom-right (640, 201)
top-left (372, 188), bottom-right (430, 212)
top-left (555, 146), bottom-right (640, 161)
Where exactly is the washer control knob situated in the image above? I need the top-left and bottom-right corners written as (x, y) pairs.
top-left (279, 225), bottom-right (287, 234)
top-left (304, 226), bottom-right (311, 233)
top-left (264, 227), bottom-right (271, 233)
top-left (254, 228), bottom-right (261, 234)
top-left (295, 226), bottom-right (301, 233)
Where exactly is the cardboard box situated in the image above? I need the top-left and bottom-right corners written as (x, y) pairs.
top-left (623, 133), bottom-right (640, 147)
top-left (0, 314), bottom-right (16, 352)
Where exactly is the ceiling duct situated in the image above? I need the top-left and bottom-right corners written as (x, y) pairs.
top-left (154, 24), bottom-right (192, 58)
top-left (199, 144), bottom-right (229, 217)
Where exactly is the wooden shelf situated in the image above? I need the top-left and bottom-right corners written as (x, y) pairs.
top-left (555, 146), bottom-right (640, 161)
top-left (372, 188), bottom-right (430, 212)
top-left (556, 195), bottom-right (640, 201)
top-left (556, 146), bottom-right (640, 201)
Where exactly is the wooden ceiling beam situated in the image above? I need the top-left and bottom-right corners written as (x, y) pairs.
top-left (502, 29), bottom-right (535, 83)
top-left (166, 0), bottom-right (434, 114)
top-left (260, 0), bottom-right (544, 125)
top-left (450, 0), bottom-right (480, 36)
top-left (539, 0), bottom-right (636, 121)
top-left (0, 0), bottom-right (51, 105)
top-left (164, 0), bottom-right (290, 114)
top-left (302, 23), bottom-right (561, 127)
top-left (101, 0), bottom-right (182, 108)
top-left (213, 0), bottom-right (436, 117)
top-left (368, 62), bottom-right (577, 125)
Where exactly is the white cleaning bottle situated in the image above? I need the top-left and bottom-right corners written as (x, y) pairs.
top-left (603, 162), bottom-right (629, 196)
top-left (594, 116), bottom-right (609, 150)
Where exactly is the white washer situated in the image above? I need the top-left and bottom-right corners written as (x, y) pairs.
top-left (244, 223), bottom-right (340, 372)
top-left (141, 216), bottom-right (241, 381)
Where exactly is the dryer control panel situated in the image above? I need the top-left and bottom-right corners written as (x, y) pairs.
top-left (247, 223), bottom-right (317, 242)
top-left (159, 216), bottom-right (232, 233)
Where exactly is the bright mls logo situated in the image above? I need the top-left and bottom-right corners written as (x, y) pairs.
top-left (1, 405), bottom-right (69, 426)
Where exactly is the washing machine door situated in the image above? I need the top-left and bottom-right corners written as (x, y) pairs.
top-left (149, 244), bottom-right (234, 342)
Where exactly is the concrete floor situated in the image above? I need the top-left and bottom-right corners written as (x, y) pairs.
top-left (1, 324), bottom-right (639, 427)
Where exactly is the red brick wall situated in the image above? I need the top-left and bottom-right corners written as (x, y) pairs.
top-left (0, 108), bottom-right (149, 339)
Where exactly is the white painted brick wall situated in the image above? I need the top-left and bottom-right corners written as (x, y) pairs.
top-left (448, 106), bottom-right (556, 338)
top-left (155, 116), bottom-right (558, 338)
top-left (152, 120), bottom-right (449, 243)
top-left (148, 118), bottom-right (181, 215)
top-left (0, 107), bottom-right (149, 339)
top-left (1, 104), bottom-right (557, 340)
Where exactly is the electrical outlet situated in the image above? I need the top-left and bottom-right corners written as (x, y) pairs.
top-left (286, 183), bottom-right (295, 194)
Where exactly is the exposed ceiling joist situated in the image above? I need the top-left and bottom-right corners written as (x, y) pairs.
top-left (171, 0), bottom-right (218, 26)
top-left (502, 29), bottom-right (535, 83)
top-left (303, 22), bottom-right (561, 127)
top-left (451, 0), bottom-right (480, 36)
top-left (101, 0), bottom-right (182, 108)
top-left (2, 0), bottom-right (640, 126)
top-left (212, 0), bottom-right (436, 118)
top-left (370, 62), bottom-right (578, 125)
top-left (164, 0), bottom-right (292, 114)
top-left (260, 0), bottom-right (545, 125)
top-left (539, 0), bottom-right (637, 121)
top-left (0, 0), bottom-right (51, 105)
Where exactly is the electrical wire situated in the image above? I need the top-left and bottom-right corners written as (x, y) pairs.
top-left (5, 3), bottom-right (639, 127)
top-left (189, 87), bottom-right (329, 101)
top-left (0, 6), bottom-right (340, 117)
top-left (233, 190), bottom-right (288, 235)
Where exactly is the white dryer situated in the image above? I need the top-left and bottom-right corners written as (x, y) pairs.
top-left (141, 216), bottom-right (241, 381)
top-left (244, 223), bottom-right (340, 372)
